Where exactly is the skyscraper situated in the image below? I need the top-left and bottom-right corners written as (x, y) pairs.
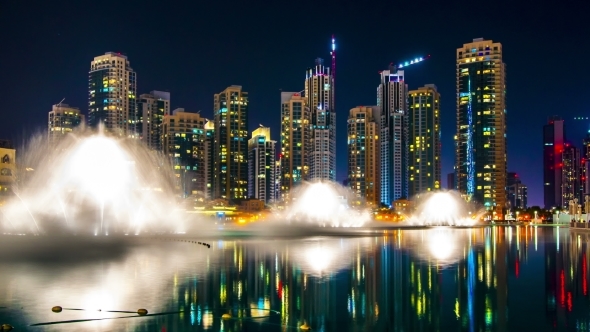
top-left (162, 108), bottom-right (210, 198)
top-left (378, 67), bottom-right (408, 205)
top-left (562, 143), bottom-right (580, 208)
top-left (88, 52), bottom-right (137, 137)
top-left (447, 173), bottom-right (456, 190)
top-left (455, 38), bottom-right (507, 215)
top-left (543, 117), bottom-right (565, 208)
top-left (580, 131), bottom-right (590, 206)
top-left (280, 92), bottom-right (311, 202)
top-left (507, 172), bottom-right (528, 209)
top-left (248, 126), bottom-right (276, 203)
top-left (305, 58), bottom-right (336, 181)
top-left (347, 106), bottom-right (380, 207)
top-left (48, 103), bottom-right (84, 144)
top-left (408, 84), bottom-right (441, 197)
top-left (205, 120), bottom-right (215, 199)
top-left (137, 91), bottom-right (170, 151)
top-left (214, 85), bottom-right (249, 200)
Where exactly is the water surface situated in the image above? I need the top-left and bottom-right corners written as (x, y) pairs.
top-left (0, 226), bottom-right (586, 331)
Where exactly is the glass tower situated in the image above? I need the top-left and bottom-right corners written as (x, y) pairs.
top-left (48, 103), bottom-right (84, 145)
top-left (280, 92), bottom-right (311, 202)
top-left (347, 106), bottom-right (381, 207)
top-left (214, 85), bottom-right (249, 200)
top-left (378, 67), bottom-right (408, 206)
top-left (543, 117), bottom-right (565, 209)
top-left (305, 58), bottom-right (336, 182)
top-left (408, 85), bottom-right (441, 197)
top-left (137, 91), bottom-right (170, 151)
top-left (247, 126), bottom-right (276, 203)
top-left (455, 38), bottom-right (507, 216)
top-left (88, 52), bottom-right (137, 137)
top-left (162, 109), bottom-right (209, 198)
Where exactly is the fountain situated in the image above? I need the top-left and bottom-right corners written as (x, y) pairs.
top-left (282, 181), bottom-right (371, 227)
top-left (405, 191), bottom-right (481, 226)
top-left (0, 129), bottom-right (184, 235)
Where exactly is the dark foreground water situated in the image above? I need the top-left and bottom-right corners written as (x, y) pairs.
top-left (0, 225), bottom-right (588, 331)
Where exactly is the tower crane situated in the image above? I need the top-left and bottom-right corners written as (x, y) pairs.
top-left (387, 54), bottom-right (431, 72)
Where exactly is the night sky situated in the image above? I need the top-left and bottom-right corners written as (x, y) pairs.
top-left (1, 0), bottom-right (588, 206)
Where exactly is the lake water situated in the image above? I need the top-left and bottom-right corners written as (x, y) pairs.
top-left (0, 225), bottom-right (587, 331)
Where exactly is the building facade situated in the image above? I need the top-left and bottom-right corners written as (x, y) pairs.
top-left (305, 58), bottom-right (336, 182)
top-left (378, 67), bottom-right (408, 205)
top-left (455, 38), bottom-right (507, 215)
top-left (214, 86), bottom-right (249, 200)
top-left (205, 120), bottom-right (215, 199)
top-left (408, 84), bottom-right (441, 197)
top-left (543, 117), bottom-right (565, 208)
top-left (562, 143), bottom-right (580, 209)
top-left (137, 91), bottom-right (170, 151)
top-left (48, 103), bottom-right (84, 144)
top-left (0, 140), bottom-right (15, 201)
top-left (581, 131), bottom-right (590, 207)
top-left (507, 172), bottom-right (528, 209)
top-left (447, 173), bottom-right (456, 190)
top-left (280, 92), bottom-right (311, 201)
top-left (247, 126), bottom-right (276, 204)
top-left (162, 109), bottom-right (210, 198)
top-left (347, 106), bottom-right (380, 207)
top-left (88, 52), bottom-right (137, 137)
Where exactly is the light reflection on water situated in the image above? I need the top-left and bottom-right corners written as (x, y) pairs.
top-left (0, 226), bottom-right (587, 331)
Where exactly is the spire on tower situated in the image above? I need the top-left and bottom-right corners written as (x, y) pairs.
top-left (330, 35), bottom-right (336, 81)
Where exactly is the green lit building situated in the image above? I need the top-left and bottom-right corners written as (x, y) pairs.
top-left (408, 85), bottom-right (441, 197)
top-left (455, 38), bottom-right (507, 216)
top-left (214, 86), bottom-right (249, 200)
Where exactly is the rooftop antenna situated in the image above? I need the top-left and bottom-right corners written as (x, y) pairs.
top-left (57, 98), bottom-right (65, 106)
top-left (330, 35), bottom-right (336, 109)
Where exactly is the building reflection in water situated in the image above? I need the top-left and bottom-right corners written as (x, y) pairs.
top-left (5, 226), bottom-right (590, 331)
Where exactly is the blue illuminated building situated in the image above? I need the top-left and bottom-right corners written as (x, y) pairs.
top-left (455, 38), bottom-right (507, 216)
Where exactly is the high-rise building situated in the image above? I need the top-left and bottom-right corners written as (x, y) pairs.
top-left (305, 58), bottom-right (336, 181)
top-left (507, 172), bottom-right (527, 209)
top-left (280, 92), bottom-right (311, 201)
top-left (543, 117), bottom-right (565, 208)
top-left (137, 91), bottom-right (170, 151)
top-left (562, 143), bottom-right (580, 208)
top-left (162, 108), bottom-right (210, 198)
top-left (378, 67), bottom-right (408, 205)
top-left (214, 85), bottom-right (249, 200)
top-left (247, 126), bottom-right (276, 203)
top-left (48, 103), bottom-right (84, 144)
top-left (455, 38), bottom-right (507, 215)
top-left (88, 52), bottom-right (137, 137)
top-left (274, 159), bottom-right (281, 203)
top-left (347, 106), bottom-right (380, 207)
top-left (408, 84), bottom-right (441, 197)
top-left (205, 120), bottom-right (215, 199)
top-left (581, 131), bottom-right (590, 206)
top-left (447, 173), bottom-right (456, 190)
top-left (0, 140), bottom-right (15, 201)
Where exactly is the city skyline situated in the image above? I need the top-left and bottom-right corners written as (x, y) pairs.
top-left (1, 0), bottom-right (588, 207)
